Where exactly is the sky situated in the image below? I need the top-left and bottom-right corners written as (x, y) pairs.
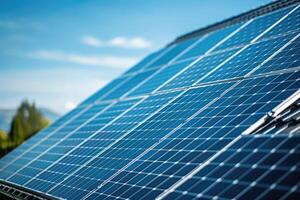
top-left (0, 0), bottom-right (271, 114)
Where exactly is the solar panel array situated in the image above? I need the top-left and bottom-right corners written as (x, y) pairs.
top-left (1, 1), bottom-right (300, 200)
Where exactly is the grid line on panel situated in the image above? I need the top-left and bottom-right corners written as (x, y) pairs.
top-left (166, 134), bottom-right (300, 200)
top-left (157, 4), bottom-right (299, 95)
top-left (198, 32), bottom-right (300, 85)
top-left (156, 136), bottom-right (242, 200)
top-left (212, 4), bottom-right (298, 52)
top-left (244, 32), bottom-right (300, 78)
top-left (158, 91), bottom-right (300, 199)
top-left (253, 32), bottom-right (300, 76)
top-left (191, 6), bottom-right (300, 86)
top-left (120, 37), bottom-right (204, 99)
top-left (6, 102), bottom-right (115, 183)
top-left (46, 92), bottom-right (188, 194)
top-left (82, 80), bottom-right (244, 200)
top-left (0, 105), bottom-right (91, 172)
top-left (251, 4), bottom-right (300, 43)
top-left (262, 4), bottom-right (300, 39)
top-left (152, 21), bottom-right (252, 95)
top-left (42, 92), bottom-right (190, 199)
top-left (23, 98), bottom-right (145, 188)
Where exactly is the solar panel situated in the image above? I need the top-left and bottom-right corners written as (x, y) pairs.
top-left (0, 1), bottom-right (299, 199)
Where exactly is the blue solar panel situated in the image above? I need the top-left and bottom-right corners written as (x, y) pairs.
top-left (80, 76), bottom-right (128, 105)
top-left (165, 134), bottom-right (300, 200)
top-left (200, 33), bottom-right (297, 83)
top-left (123, 51), bottom-right (163, 75)
top-left (177, 23), bottom-right (242, 60)
top-left (159, 48), bottom-right (240, 91)
top-left (147, 38), bottom-right (199, 68)
top-left (85, 70), bottom-right (300, 199)
top-left (127, 59), bottom-right (195, 97)
top-left (102, 69), bottom-right (158, 100)
top-left (253, 34), bottom-right (300, 75)
top-left (214, 5), bottom-right (295, 51)
top-left (0, 1), bottom-right (299, 200)
top-left (262, 4), bottom-right (300, 39)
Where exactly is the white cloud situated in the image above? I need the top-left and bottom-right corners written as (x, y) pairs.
top-left (65, 101), bottom-right (77, 110)
top-left (28, 50), bottom-right (139, 68)
top-left (82, 35), bottom-right (102, 47)
top-left (108, 37), bottom-right (152, 49)
top-left (81, 35), bottom-right (152, 49)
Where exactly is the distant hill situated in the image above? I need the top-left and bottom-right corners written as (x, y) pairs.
top-left (0, 108), bottom-right (60, 132)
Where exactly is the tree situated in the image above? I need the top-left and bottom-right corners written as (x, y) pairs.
top-left (9, 101), bottom-right (50, 144)
top-left (0, 129), bottom-right (7, 141)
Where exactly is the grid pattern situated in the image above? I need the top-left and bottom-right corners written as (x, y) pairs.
top-left (2, 102), bottom-right (113, 183)
top-left (165, 135), bottom-right (300, 200)
top-left (127, 59), bottom-right (195, 97)
top-left (28, 92), bottom-right (180, 199)
top-left (253, 33), bottom-right (300, 75)
top-left (262, 4), bottom-right (300, 39)
top-left (123, 51), bottom-right (162, 75)
top-left (214, 5), bottom-right (295, 51)
top-left (102, 69), bottom-right (157, 100)
top-left (200, 33), bottom-right (297, 83)
top-left (147, 38), bottom-right (198, 68)
top-left (0, 2), bottom-right (299, 200)
top-left (177, 23), bottom-right (242, 61)
top-left (160, 48), bottom-right (239, 91)
top-left (86, 71), bottom-right (300, 200)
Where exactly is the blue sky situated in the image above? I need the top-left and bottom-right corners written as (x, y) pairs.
top-left (0, 0), bottom-right (271, 113)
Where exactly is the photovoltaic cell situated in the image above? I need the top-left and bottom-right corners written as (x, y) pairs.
top-left (177, 23), bottom-right (242, 61)
top-left (214, 5), bottom-right (295, 51)
top-left (253, 33), bottom-right (300, 75)
top-left (127, 59), bottom-right (195, 97)
top-left (102, 69), bottom-right (157, 100)
top-left (159, 48), bottom-right (239, 91)
top-left (123, 51), bottom-right (162, 75)
top-left (86, 70), bottom-right (300, 200)
top-left (166, 135), bottom-right (300, 200)
top-left (199, 33), bottom-right (297, 83)
top-left (262, 5), bottom-right (300, 39)
top-left (147, 38), bottom-right (198, 68)
top-left (80, 76), bottom-right (128, 105)
top-left (2, 103), bottom-right (112, 183)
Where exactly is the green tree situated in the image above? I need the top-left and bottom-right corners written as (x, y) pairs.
top-left (0, 129), bottom-right (7, 141)
top-left (9, 101), bottom-right (50, 144)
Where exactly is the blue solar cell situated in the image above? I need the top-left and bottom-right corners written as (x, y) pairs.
top-left (170, 135), bottom-right (300, 200)
top-left (253, 33), bottom-right (300, 75)
top-left (127, 59), bottom-right (195, 97)
top-left (200, 33), bottom-right (296, 83)
top-left (123, 51), bottom-right (162, 75)
top-left (27, 92), bottom-right (179, 198)
top-left (102, 69), bottom-right (158, 100)
top-left (88, 71), bottom-right (300, 200)
top-left (147, 38), bottom-right (199, 68)
top-left (159, 48), bottom-right (239, 91)
top-left (80, 76), bottom-right (128, 105)
top-left (215, 5), bottom-right (294, 51)
top-left (262, 5), bottom-right (300, 39)
top-left (177, 23), bottom-right (242, 60)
